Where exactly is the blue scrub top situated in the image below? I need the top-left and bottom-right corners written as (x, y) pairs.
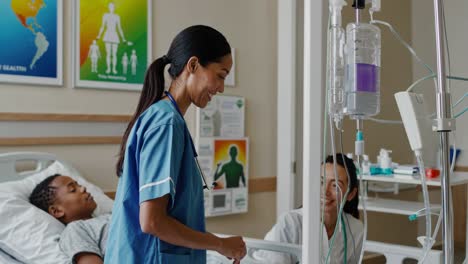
top-left (104, 100), bottom-right (206, 264)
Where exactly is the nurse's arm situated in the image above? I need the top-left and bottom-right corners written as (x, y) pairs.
top-left (75, 253), bottom-right (103, 264)
top-left (140, 194), bottom-right (246, 262)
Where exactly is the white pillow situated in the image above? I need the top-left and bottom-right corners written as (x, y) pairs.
top-left (0, 161), bottom-right (114, 264)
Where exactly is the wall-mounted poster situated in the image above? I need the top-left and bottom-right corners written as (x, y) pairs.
top-left (200, 138), bottom-right (249, 217)
top-left (197, 95), bottom-right (245, 138)
top-left (196, 94), bottom-right (248, 217)
top-left (74, 0), bottom-right (151, 90)
top-left (0, 0), bottom-right (63, 86)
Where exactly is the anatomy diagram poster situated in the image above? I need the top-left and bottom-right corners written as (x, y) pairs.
top-left (74, 0), bottom-right (151, 90)
top-left (0, 0), bottom-right (63, 85)
top-left (200, 138), bottom-right (249, 217)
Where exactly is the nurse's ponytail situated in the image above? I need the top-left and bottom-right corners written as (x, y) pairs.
top-left (116, 56), bottom-right (169, 176)
top-left (116, 25), bottom-right (231, 176)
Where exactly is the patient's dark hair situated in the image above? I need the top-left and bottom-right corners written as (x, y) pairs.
top-left (325, 153), bottom-right (359, 219)
top-left (29, 174), bottom-right (61, 212)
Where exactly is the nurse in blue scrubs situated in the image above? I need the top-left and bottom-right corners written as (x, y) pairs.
top-left (104, 25), bottom-right (246, 264)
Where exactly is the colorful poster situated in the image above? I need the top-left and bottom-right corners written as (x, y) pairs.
top-left (199, 138), bottom-right (249, 217)
top-left (74, 0), bottom-right (151, 90)
top-left (0, 0), bottom-right (63, 85)
top-left (213, 139), bottom-right (248, 188)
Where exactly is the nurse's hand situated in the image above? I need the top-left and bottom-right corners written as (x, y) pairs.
top-left (217, 236), bottom-right (246, 263)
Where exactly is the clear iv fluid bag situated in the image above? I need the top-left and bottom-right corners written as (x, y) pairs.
top-left (328, 25), bottom-right (346, 120)
top-left (345, 22), bottom-right (381, 118)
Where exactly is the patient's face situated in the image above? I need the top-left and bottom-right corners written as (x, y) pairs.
top-left (49, 176), bottom-right (97, 224)
top-left (321, 163), bottom-right (349, 224)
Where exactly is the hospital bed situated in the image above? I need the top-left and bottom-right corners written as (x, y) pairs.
top-left (0, 152), bottom-right (126, 263)
top-left (0, 152), bottom-right (302, 264)
top-left (0, 152), bottom-right (443, 263)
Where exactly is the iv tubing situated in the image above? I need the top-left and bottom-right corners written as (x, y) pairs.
top-left (410, 131), bottom-right (458, 261)
top-left (355, 133), bottom-right (367, 264)
top-left (453, 93), bottom-right (467, 108)
top-left (321, 13), bottom-right (333, 263)
top-left (407, 75), bottom-right (468, 92)
top-left (370, 20), bottom-right (434, 76)
top-left (329, 116), bottom-right (342, 216)
top-left (339, 131), bottom-right (353, 264)
top-left (324, 129), bottom-right (352, 263)
top-left (368, 117), bottom-right (403, 124)
top-left (454, 107), bottom-right (468, 118)
top-left (369, 18), bottom-right (439, 94)
top-left (416, 151), bottom-right (433, 264)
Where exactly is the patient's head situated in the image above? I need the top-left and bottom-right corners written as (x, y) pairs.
top-left (321, 153), bottom-right (359, 224)
top-left (29, 174), bottom-right (97, 224)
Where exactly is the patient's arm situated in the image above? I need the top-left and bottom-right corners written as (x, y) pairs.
top-left (75, 253), bottom-right (103, 264)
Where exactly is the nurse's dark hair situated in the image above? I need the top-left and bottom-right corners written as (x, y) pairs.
top-left (325, 153), bottom-right (360, 219)
top-left (116, 25), bottom-right (231, 176)
top-left (29, 174), bottom-right (61, 212)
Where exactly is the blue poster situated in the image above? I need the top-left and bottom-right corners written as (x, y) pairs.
top-left (0, 0), bottom-right (62, 85)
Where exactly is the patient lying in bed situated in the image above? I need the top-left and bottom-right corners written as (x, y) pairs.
top-left (29, 174), bottom-right (109, 264)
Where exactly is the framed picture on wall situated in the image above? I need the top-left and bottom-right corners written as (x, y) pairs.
top-left (199, 137), bottom-right (249, 217)
top-left (73, 0), bottom-right (151, 91)
top-left (0, 0), bottom-right (63, 86)
top-left (196, 95), bottom-right (245, 138)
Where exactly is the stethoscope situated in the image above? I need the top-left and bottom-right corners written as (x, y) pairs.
top-left (165, 91), bottom-right (213, 190)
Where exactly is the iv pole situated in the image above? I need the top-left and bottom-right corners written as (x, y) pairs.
top-left (432, 0), bottom-right (455, 263)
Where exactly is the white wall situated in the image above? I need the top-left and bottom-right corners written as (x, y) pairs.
top-left (0, 0), bottom-right (278, 239)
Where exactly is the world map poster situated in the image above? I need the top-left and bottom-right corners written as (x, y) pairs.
top-left (0, 0), bottom-right (63, 85)
top-left (75, 0), bottom-right (151, 91)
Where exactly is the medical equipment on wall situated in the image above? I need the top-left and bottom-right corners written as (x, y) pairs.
top-left (195, 95), bottom-right (249, 218)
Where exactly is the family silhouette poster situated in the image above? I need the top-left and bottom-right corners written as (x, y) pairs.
top-left (74, 0), bottom-right (151, 90)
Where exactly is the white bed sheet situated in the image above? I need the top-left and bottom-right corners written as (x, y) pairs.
top-left (0, 248), bottom-right (22, 264)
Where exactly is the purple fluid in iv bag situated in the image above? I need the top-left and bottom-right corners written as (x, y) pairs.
top-left (356, 63), bottom-right (379, 92)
